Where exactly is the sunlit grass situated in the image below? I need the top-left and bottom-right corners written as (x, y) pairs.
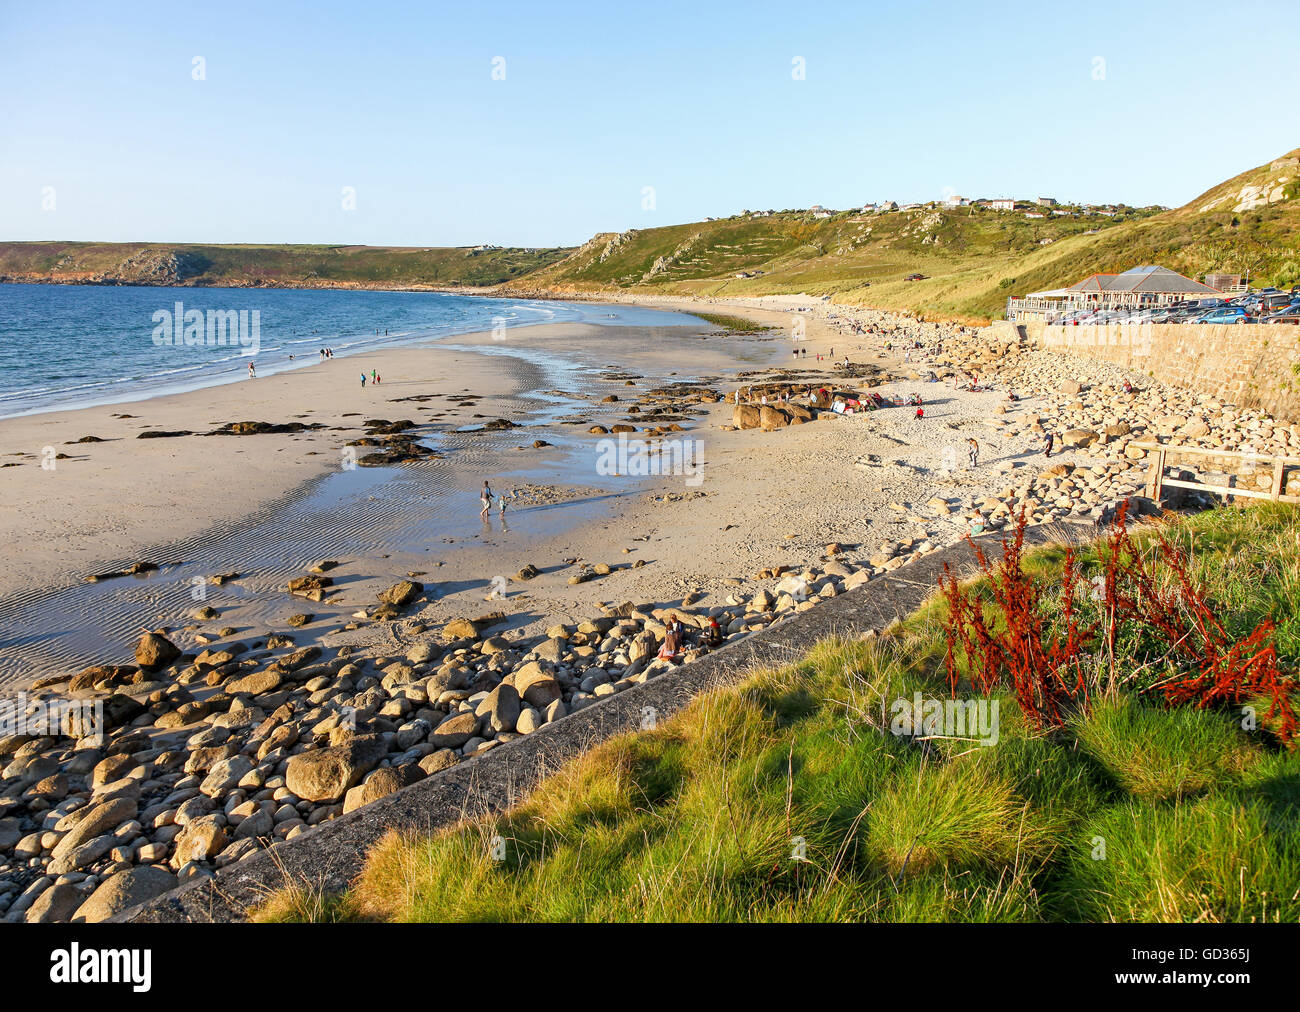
top-left (253, 506), bottom-right (1300, 923)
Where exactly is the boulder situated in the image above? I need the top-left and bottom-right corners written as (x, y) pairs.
top-left (51, 797), bottom-right (137, 862)
top-left (226, 670), bottom-right (282, 696)
top-left (200, 755), bottom-right (255, 797)
top-left (428, 712), bottom-right (478, 749)
top-left (285, 735), bottom-right (388, 802)
top-left (378, 580), bottom-right (422, 607)
top-left (534, 637), bottom-right (565, 663)
top-left (72, 867), bottom-right (178, 923)
top-left (479, 683), bottom-right (520, 733)
top-left (442, 617), bottom-right (480, 641)
top-left (341, 765), bottom-right (423, 814)
top-left (171, 815), bottom-right (227, 865)
top-left (134, 632), bottom-right (180, 670)
top-left (418, 749), bottom-right (460, 776)
top-left (732, 404), bottom-right (761, 430)
top-left (26, 883), bottom-right (85, 924)
top-left (406, 641), bottom-right (440, 664)
top-left (232, 808), bottom-right (274, 841)
top-left (287, 575), bottom-right (332, 600)
top-left (514, 664), bottom-right (562, 707)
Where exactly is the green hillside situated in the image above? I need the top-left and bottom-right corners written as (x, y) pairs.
top-left (4, 149), bottom-right (1298, 323)
top-left (516, 148), bottom-right (1300, 322)
top-left (0, 242), bottom-right (571, 289)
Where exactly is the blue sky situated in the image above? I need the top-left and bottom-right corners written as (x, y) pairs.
top-left (2, 0), bottom-right (1297, 248)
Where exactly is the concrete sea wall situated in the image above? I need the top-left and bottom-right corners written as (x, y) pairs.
top-left (1031, 322), bottom-right (1300, 419)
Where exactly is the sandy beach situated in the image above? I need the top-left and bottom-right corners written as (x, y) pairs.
top-left (2, 287), bottom-right (1237, 923)
top-left (2, 291), bottom-right (1159, 698)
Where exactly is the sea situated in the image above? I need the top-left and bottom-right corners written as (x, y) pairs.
top-left (0, 283), bottom-right (718, 683)
top-left (0, 283), bottom-right (701, 418)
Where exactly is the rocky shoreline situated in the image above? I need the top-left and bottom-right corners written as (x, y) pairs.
top-left (3, 302), bottom-right (1292, 923)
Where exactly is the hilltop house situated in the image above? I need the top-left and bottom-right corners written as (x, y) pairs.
top-left (1036, 196), bottom-right (1058, 206)
top-left (990, 198), bottom-right (1015, 210)
top-left (1007, 265), bottom-right (1223, 321)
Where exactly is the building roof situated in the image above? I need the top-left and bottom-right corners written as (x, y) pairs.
top-left (1066, 265), bottom-right (1220, 296)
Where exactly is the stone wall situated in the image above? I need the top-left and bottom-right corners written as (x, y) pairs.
top-left (1035, 322), bottom-right (1300, 420)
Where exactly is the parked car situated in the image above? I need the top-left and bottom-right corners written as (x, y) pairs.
top-left (1257, 293), bottom-right (1294, 313)
top-left (903, 273), bottom-right (928, 281)
top-left (1171, 298), bottom-right (1225, 312)
top-left (1189, 306), bottom-right (1254, 324)
top-left (1260, 305), bottom-right (1300, 324)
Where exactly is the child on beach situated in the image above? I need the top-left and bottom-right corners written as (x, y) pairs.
top-left (968, 437), bottom-right (979, 468)
top-left (915, 407), bottom-right (924, 420)
top-left (360, 373), bottom-right (366, 388)
top-left (1043, 432), bottom-right (1055, 458)
top-left (658, 615), bottom-right (683, 660)
top-left (704, 616), bottom-right (722, 647)
top-left (248, 361), bottom-right (256, 378)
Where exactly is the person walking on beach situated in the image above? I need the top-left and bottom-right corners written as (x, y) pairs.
top-left (248, 361), bottom-right (256, 379)
top-left (967, 437), bottom-right (979, 468)
top-left (480, 481), bottom-right (494, 516)
top-left (360, 372), bottom-right (366, 388)
top-left (1043, 431), bottom-right (1055, 458)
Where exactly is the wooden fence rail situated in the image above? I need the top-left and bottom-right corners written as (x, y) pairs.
top-left (1132, 441), bottom-right (1300, 505)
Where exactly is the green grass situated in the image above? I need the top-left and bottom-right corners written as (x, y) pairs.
top-left (255, 504), bottom-right (1300, 924)
top-left (0, 241), bottom-right (572, 289)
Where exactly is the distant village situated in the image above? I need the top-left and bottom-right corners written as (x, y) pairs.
top-left (708, 196), bottom-right (1164, 223)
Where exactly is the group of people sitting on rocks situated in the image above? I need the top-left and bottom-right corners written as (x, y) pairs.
top-left (657, 613), bottom-right (724, 661)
